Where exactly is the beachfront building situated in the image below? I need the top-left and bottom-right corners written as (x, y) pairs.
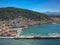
top-left (0, 23), bottom-right (17, 37)
top-left (11, 26), bottom-right (23, 37)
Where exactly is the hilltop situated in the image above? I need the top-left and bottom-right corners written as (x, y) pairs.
top-left (0, 7), bottom-right (50, 21)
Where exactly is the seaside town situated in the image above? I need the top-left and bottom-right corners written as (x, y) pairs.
top-left (0, 17), bottom-right (53, 37)
top-left (0, 7), bottom-right (60, 38)
top-left (0, 0), bottom-right (60, 45)
top-left (0, 17), bottom-right (60, 38)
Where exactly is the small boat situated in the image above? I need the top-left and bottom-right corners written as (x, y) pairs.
top-left (52, 23), bottom-right (57, 24)
top-left (48, 33), bottom-right (60, 37)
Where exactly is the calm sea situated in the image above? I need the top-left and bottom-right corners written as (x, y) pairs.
top-left (0, 24), bottom-right (60, 45)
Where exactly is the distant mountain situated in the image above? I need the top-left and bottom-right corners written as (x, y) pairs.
top-left (45, 12), bottom-right (60, 15)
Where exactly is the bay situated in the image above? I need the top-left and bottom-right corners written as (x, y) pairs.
top-left (0, 24), bottom-right (60, 45)
top-left (22, 24), bottom-right (60, 35)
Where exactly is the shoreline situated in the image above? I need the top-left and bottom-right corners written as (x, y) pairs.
top-left (0, 35), bottom-right (60, 39)
top-left (0, 23), bottom-right (60, 39)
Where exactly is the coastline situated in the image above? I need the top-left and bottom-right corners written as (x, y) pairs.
top-left (0, 35), bottom-right (60, 39)
top-left (0, 23), bottom-right (60, 39)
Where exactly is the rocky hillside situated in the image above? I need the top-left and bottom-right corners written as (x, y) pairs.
top-left (0, 7), bottom-right (50, 21)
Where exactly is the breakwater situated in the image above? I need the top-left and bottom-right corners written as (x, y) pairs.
top-left (0, 35), bottom-right (60, 39)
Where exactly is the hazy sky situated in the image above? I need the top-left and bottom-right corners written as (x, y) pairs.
top-left (0, 0), bottom-right (60, 12)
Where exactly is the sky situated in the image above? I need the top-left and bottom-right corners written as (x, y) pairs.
top-left (0, 0), bottom-right (60, 12)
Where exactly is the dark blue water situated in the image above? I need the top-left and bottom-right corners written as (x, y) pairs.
top-left (0, 39), bottom-right (60, 45)
top-left (0, 24), bottom-right (60, 45)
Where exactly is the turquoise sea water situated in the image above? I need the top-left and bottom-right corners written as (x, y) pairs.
top-left (22, 24), bottom-right (60, 35)
top-left (0, 24), bottom-right (60, 45)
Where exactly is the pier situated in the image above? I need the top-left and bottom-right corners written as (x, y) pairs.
top-left (0, 35), bottom-right (60, 39)
top-left (14, 35), bottom-right (60, 39)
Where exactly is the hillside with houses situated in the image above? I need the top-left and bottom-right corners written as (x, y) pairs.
top-left (0, 7), bottom-right (53, 37)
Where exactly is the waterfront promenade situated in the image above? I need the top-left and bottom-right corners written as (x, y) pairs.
top-left (0, 35), bottom-right (60, 39)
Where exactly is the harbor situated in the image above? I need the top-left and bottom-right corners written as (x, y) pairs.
top-left (0, 33), bottom-right (60, 39)
top-left (0, 35), bottom-right (60, 39)
top-left (0, 23), bottom-right (60, 39)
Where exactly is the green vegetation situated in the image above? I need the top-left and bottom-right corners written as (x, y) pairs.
top-left (0, 7), bottom-right (49, 20)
